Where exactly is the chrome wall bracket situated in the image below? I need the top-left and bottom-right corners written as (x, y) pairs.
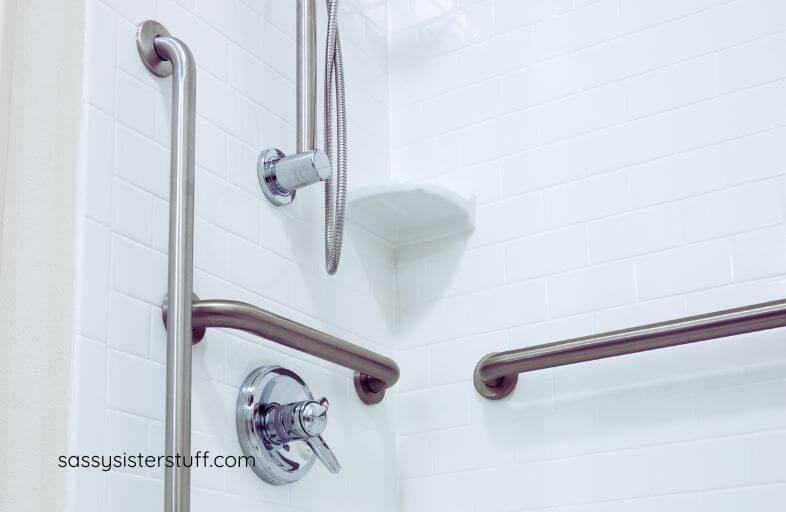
top-left (237, 366), bottom-right (340, 485)
top-left (257, 148), bottom-right (331, 206)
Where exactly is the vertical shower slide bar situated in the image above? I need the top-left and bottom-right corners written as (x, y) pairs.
top-left (297, 0), bottom-right (317, 153)
top-left (136, 21), bottom-right (196, 512)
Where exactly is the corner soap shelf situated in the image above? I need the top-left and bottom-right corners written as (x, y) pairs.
top-left (348, 183), bottom-right (476, 245)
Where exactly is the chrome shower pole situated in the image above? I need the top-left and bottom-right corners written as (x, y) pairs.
top-left (136, 21), bottom-right (196, 512)
top-left (297, 0), bottom-right (317, 152)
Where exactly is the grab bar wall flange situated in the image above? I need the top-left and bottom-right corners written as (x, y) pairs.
top-left (474, 298), bottom-right (786, 400)
top-left (162, 298), bottom-right (400, 404)
top-left (137, 20), bottom-right (196, 512)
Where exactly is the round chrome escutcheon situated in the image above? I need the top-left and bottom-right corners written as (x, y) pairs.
top-left (236, 366), bottom-right (316, 485)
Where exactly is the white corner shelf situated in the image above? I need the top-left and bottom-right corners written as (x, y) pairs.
top-left (348, 183), bottom-right (476, 245)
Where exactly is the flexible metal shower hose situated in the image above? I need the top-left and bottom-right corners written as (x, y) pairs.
top-left (323, 0), bottom-right (346, 275)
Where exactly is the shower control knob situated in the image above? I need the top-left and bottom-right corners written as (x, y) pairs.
top-left (237, 366), bottom-right (341, 485)
top-left (261, 397), bottom-right (340, 474)
top-left (258, 148), bottom-right (331, 206)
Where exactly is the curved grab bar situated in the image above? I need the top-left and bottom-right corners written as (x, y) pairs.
top-left (164, 298), bottom-right (399, 404)
top-left (474, 298), bottom-right (786, 400)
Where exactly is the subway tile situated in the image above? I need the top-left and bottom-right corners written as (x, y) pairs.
top-left (494, 0), bottom-right (558, 33)
top-left (115, 73), bottom-right (156, 137)
top-left (539, 82), bottom-right (628, 145)
top-left (704, 484), bottom-right (786, 512)
top-left (548, 261), bottom-right (636, 317)
top-left (499, 56), bottom-right (581, 112)
top-left (636, 240), bottom-right (733, 299)
top-left (114, 125), bottom-right (170, 200)
top-left (719, 31), bottom-right (786, 94)
top-left (588, 204), bottom-right (682, 263)
top-left (468, 192), bottom-right (544, 247)
top-left (107, 350), bottom-right (165, 420)
top-left (396, 432), bottom-right (434, 479)
top-left (194, 218), bottom-right (227, 277)
top-left (104, 473), bottom-right (162, 512)
top-left (533, 0), bottom-right (621, 61)
top-left (457, 27), bottom-right (534, 86)
top-left (686, 276), bottom-right (786, 315)
top-left (598, 390), bottom-right (697, 450)
top-left (400, 473), bottom-right (474, 512)
top-left (430, 331), bottom-right (508, 386)
top-left (464, 280), bottom-right (549, 332)
top-left (630, 144), bottom-right (729, 207)
top-left (681, 180), bottom-right (782, 242)
top-left (671, 82), bottom-right (779, 155)
top-left (584, 112), bottom-right (677, 175)
top-left (110, 235), bottom-right (168, 305)
top-left (732, 226), bottom-right (786, 281)
top-left (544, 171), bottom-right (632, 228)
top-left (111, 179), bottom-right (153, 245)
top-left (396, 383), bottom-right (470, 435)
top-left (625, 54), bottom-right (720, 120)
top-left (749, 430), bottom-right (786, 485)
top-left (428, 245), bottom-right (506, 298)
top-left (108, 292), bottom-right (151, 357)
top-left (619, 0), bottom-right (724, 34)
top-left (225, 234), bottom-right (291, 299)
top-left (195, 168), bottom-right (259, 242)
top-left (726, 127), bottom-right (786, 185)
top-left (501, 138), bottom-right (584, 196)
top-left (697, 380), bottom-right (786, 438)
top-left (195, 118), bottom-right (227, 177)
top-left (506, 225), bottom-right (589, 281)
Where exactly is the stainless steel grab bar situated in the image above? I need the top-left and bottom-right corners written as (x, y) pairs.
top-left (474, 298), bottom-right (786, 400)
top-left (163, 299), bottom-right (400, 404)
top-left (136, 20), bottom-right (196, 512)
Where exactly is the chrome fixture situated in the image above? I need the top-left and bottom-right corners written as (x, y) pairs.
top-left (136, 20), bottom-right (196, 512)
top-left (474, 298), bottom-right (786, 400)
top-left (258, 148), bottom-right (331, 206)
top-left (237, 366), bottom-right (340, 485)
top-left (258, 0), bottom-right (348, 275)
top-left (162, 298), bottom-right (399, 404)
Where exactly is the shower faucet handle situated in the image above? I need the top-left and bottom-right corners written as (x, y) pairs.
top-left (261, 396), bottom-right (341, 473)
top-left (258, 148), bottom-right (332, 206)
top-left (307, 435), bottom-right (341, 474)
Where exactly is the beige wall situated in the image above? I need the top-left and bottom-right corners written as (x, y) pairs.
top-left (0, 0), bottom-right (83, 510)
top-left (0, 0), bottom-right (15, 241)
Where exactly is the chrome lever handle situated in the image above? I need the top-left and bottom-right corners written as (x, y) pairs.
top-left (260, 395), bottom-right (341, 474)
top-left (307, 435), bottom-right (340, 473)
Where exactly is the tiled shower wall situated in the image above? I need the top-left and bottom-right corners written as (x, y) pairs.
top-left (71, 1), bottom-right (395, 511)
top-left (390, 0), bottom-right (786, 511)
top-left (71, 0), bottom-right (786, 511)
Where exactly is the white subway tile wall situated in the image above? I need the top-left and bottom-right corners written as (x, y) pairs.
top-left (391, 0), bottom-right (786, 511)
top-left (73, 1), bottom-right (395, 511)
top-left (72, 0), bottom-right (786, 510)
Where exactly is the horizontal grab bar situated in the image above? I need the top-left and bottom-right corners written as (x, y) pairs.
top-left (474, 298), bottom-right (786, 400)
top-left (164, 298), bottom-right (399, 404)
